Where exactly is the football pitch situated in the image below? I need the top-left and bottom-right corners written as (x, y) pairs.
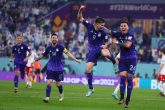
top-left (0, 81), bottom-right (165, 110)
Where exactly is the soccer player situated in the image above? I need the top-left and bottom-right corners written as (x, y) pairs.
top-left (112, 20), bottom-right (137, 108)
top-left (157, 48), bottom-right (165, 96)
top-left (25, 49), bottom-right (38, 88)
top-left (77, 5), bottom-right (118, 97)
top-left (10, 33), bottom-right (31, 93)
top-left (36, 33), bottom-right (81, 102)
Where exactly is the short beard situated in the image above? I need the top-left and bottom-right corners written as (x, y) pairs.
top-left (52, 42), bottom-right (57, 46)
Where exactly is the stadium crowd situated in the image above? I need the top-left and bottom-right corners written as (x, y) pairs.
top-left (0, 0), bottom-right (165, 64)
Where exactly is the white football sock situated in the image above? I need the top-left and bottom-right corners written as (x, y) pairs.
top-left (114, 84), bottom-right (120, 94)
top-left (158, 81), bottom-right (163, 93)
top-left (125, 84), bottom-right (127, 97)
top-left (29, 81), bottom-right (32, 87)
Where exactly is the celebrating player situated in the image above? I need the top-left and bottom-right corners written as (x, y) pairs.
top-left (36, 33), bottom-right (81, 103)
top-left (157, 48), bottom-right (165, 96)
top-left (112, 20), bottom-right (137, 108)
top-left (10, 33), bottom-right (31, 93)
top-left (77, 5), bottom-right (118, 97)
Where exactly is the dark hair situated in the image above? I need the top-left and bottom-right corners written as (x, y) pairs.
top-left (51, 33), bottom-right (58, 38)
top-left (120, 20), bottom-right (128, 25)
top-left (160, 48), bottom-right (165, 54)
top-left (95, 17), bottom-right (105, 24)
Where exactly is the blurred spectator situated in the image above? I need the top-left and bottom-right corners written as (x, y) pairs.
top-left (136, 72), bottom-right (142, 78)
top-left (145, 73), bottom-right (150, 79)
top-left (152, 69), bottom-right (157, 79)
top-left (6, 63), bottom-right (13, 71)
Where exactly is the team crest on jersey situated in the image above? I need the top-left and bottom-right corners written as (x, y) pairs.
top-left (21, 46), bottom-right (23, 49)
top-left (56, 48), bottom-right (59, 52)
top-left (98, 33), bottom-right (101, 37)
top-left (85, 20), bottom-right (89, 23)
top-left (128, 36), bottom-right (132, 40)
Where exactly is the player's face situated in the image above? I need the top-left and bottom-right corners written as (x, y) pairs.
top-left (96, 23), bottom-right (105, 30)
top-left (120, 23), bottom-right (129, 34)
top-left (16, 36), bottom-right (23, 44)
top-left (51, 35), bottom-right (58, 45)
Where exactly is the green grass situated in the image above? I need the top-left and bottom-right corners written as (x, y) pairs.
top-left (0, 81), bottom-right (165, 110)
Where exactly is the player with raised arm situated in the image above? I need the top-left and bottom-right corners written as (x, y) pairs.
top-left (77, 5), bottom-right (118, 97)
top-left (157, 48), bottom-right (165, 96)
top-left (36, 33), bottom-right (81, 103)
top-left (112, 20), bottom-right (137, 108)
top-left (10, 33), bottom-right (31, 93)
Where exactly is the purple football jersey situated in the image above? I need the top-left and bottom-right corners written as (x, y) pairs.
top-left (112, 31), bottom-right (137, 60)
top-left (12, 43), bottom-right (31, 64)
top-left (43, 44), bottom-right (64, 71)
top-left (82, 19), bottom-right (108, 51)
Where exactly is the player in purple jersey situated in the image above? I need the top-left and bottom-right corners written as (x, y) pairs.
top-left (112, 20), bottom-right (137, 108)
top-left (36, 33), bottom-right (81, 103)
top-left (77, 5), bottom-right (118, 97)
top-left (10, 34), bottom-right (31, 93)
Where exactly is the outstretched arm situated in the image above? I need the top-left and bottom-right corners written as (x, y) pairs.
top-left (103, 27), bottom-right (112, 35)
top-left (24, 51), bottom-right (32, 62)
top-left (64, 48), bottom-right (81, 63)
top-left (77, 5), bottom-right (85, 22)
top-left (35, 54), bottom-right (44, 61)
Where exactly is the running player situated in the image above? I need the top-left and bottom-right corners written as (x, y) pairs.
top-left (36, 33), bottom-right (81, 102)
top-left (77, 5), bottom-right (118, 97)
top-left (25, 49), bottom-right (38, 88)
top-left (112, 20), bottom-right (137, 108)
top-left (10, 33), bottom-right (31, 93)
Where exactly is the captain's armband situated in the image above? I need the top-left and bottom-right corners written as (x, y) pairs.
top-left (64, 48), bottom-right (69, 54)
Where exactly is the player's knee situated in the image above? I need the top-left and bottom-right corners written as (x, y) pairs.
top-left (101, 49), bottom-right (109, 57)
top-left (15, 71), bottom-right (19, 76)
top-left (119, 71), bottom-right (127, 77)
top-left (85, 66), bottom-right (93, 73)
top-left (56, 82), bottom-right (61, 87)
top-left (47, 80), bottom-right (53, 86)
top-left (85, 68), bottom-right (92, 73)
top-left (15, 73), bottom-right (19, 77)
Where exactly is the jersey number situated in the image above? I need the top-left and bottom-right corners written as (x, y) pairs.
top-left (130, 65), bottom-right (136, 72)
